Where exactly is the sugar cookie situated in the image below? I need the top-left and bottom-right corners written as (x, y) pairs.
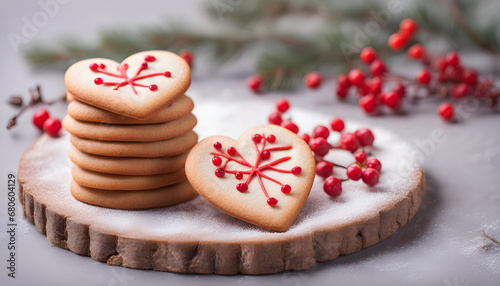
top-left (65, 50), bottom-right (191, 120)
top-left (68, 147), bottom-right (189, 175)
top-left (70, 180), bottom-right (198, 209)
top-left (69, 131), bottom-right (198, 157)
top-left (63, 113), bottom-right (197, 142)
top-left (71, 165), bottom-right (186, 190)
top-left (67, 94), bottom-right (194, 125)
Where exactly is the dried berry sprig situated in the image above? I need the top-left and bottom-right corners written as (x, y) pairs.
top-left (267, 99), bottom-right (382, 197)
top-left (483, 229), bottom-right (500, 246)
top-left (6, 85), bottom-right (66, 131)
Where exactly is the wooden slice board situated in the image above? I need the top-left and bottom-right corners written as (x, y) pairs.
top-left (18, 104), bottom-right (425, 275)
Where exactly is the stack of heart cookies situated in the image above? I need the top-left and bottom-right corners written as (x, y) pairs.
top-left (62, 50), bottom-right (198, 209)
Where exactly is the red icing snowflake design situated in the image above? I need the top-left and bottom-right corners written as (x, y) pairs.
top-left (210, 133), bottom-right (302, 206)
top-left (89, 55), bottom-right (171, 95)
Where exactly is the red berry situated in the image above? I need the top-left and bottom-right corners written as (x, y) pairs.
top-left (267, 197), bottom-right (278, 206)
top-left (215, 168), bottom-right (225, 178)
top-left (337, 74), bottom-right (351, 89)
top-left (213, 142), bottom-right (222, 150)
top-left (301, 133), bottom-right (311, 143)
top-left (236, 183), bottom-right (248, 193)
top-left (305, 72), bottom-right (322, 89)
top-left (416, 69), bottom-right (431, 84)
top-left (309, 137), bottom-right (330, 157)
top-left (252, 134), bottom-right (263, 143)
top-left (235, 172), bottom-right (243, 180)
top-left (462, 69), bottom-right (478, 86)
top-left (149, 84), bottom-right (158, 91)
top-left (89, 63), bottom-right (98, 71)
top-left (377, 92), bottom-right (386, 104)
top-left (212, 156), bottom-right (222, 166)
top-left (445, 51), bottom-right (460, 67)
top-left (227, 147), bottom-right (236, 156)
top-left (348, 69), bottom-right (365, 86)
top-left (281, 121), bottom-right (299, 134)
top-left (329, 118), bottom-right (345, 132)
top-left (393, 82), bottom-right (406, 97)
top-left (355, 152), bottom-right (367, 164)
top-left (94, 78), bottom-right (103, 85)
top-left (399, 19), bottom-right (418, 36)
top-left (43, 117), bottom-right (61, 137)
top-left (281, 185), bottom-right (291, 194)
top-left (360, 47), bottom-right (378, 64)
top-left (367, 158), bottom-right (382, 171)
top-left (384, 91), bottom-right (401, 108)
top-left (141, 62), bottom-right (148, 69)
top-left (359, 94), bottom-right (377, 113)
top-left (369, 59), bottom-right (387, 76)
top-left (355, 128), bottom-right (374, 146)
top-left (316, 161), bottom-right (334, 178)
top-left (356, 82), bottom-right (370, 96)
top-left (340, 133), bottom-right (360, 153)
top-left (276, 99), bottom-right (290, 113)
top-left (336, 86), bottom-right (349, 98)
top-left (451, 83), bottom-right (468, 98)
top-left (32, 109), bottom-right (50, 130)
top-left (144, 55), bottom-right (156, 62)
top-left (268, 112), bottom-right (283, 125)
top-left (164, 71), bottom-right (171, 77)
top-left (313, 125), bottom-right (330, 139)
top-left (180, 50), bottom-right (193, 66)
top-left (408, 44), bottom-right (425, 59)
top-left (291, 166), bottom-right (302, 176)
top-left (434, 58), bottom-right (448, 72)
top-left (362, 168), bottom-right (380, 186)
top-left (247, 75), bottom-right (262, 92)
top-left (388, 33), bottom-right (407, 51)
top-left (346, 165), bottom-right (362, 181)
top-left (267, 134), bottom-right (276, 143)
top-left (438, 103), bottom-right (454, 120)
top-left (323, 176), bottom-right (342, 197)
top-left (368, 76), bottom-right (383, 94)
top-left (261, 150), bottom-right (271, 160)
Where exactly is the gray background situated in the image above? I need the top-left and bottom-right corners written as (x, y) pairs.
top-left (1, 1), bottom-right (499, 285)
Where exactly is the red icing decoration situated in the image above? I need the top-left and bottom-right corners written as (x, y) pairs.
top-left (210, 133), bottom-right (301, 206)
top-left (213, 142), bottom-right (222, 150)
top-left (215, 168), bottom-right (225, 178)
top-left (212, 156), bottom-right (222, 166)
top-left (236, 183), bottom-right (248, 192)
top-left (235, 172), bottom-right (243, 180)
top-left (89, 55), bottom-right (170, 95)
top-left (267, 197), bottom-right (278, 206)
top-left (267, 134), bottom-right (276, 143)
top-left (144, 55), bottom-right (156, 62)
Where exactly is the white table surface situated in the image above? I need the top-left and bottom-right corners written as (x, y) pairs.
top-left (1, 1), bottom-right (499, 285)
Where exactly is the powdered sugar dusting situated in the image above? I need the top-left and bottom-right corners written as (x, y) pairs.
top-left (19, 100), bottom-right (422, 241)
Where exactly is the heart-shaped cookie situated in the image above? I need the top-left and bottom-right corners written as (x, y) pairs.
top-left (185, 125), bottom-right (315, 232)
top-left (65, 50), bottom-right (191, 120)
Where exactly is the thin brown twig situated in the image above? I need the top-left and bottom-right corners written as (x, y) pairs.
top-left (6, 86), bottom-right (67, 129)
top-left (444, 0), bottom-right (500, 55)
top-left (483, 229), bottom-right (500, 245)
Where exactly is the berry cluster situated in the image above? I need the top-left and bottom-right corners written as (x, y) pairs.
top-left (248, 18), bottom-right (499, 122)
top-left (32, 109), bottom-right (61, 137)
top-left (267, 99), bottom-right (381, 197)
